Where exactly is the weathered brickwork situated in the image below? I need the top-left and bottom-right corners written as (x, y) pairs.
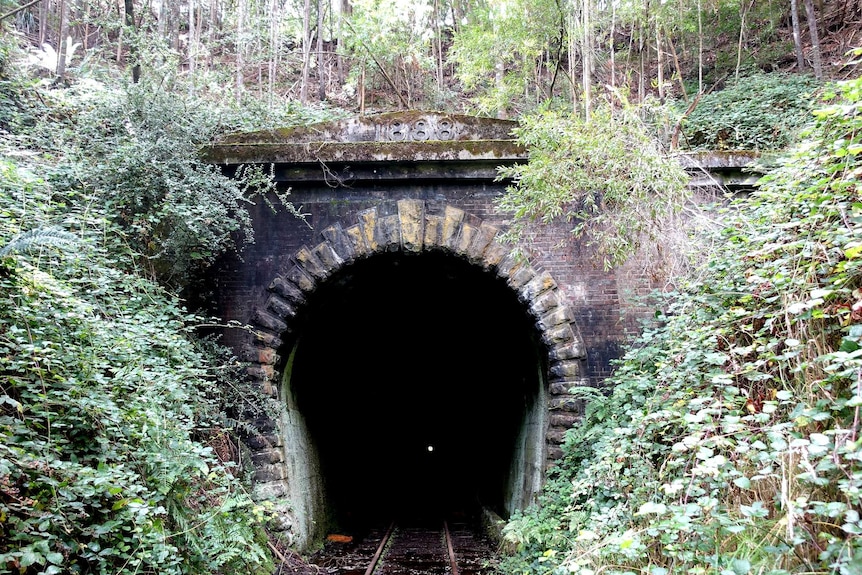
top-left (204, 112), bottom-right (662, 542)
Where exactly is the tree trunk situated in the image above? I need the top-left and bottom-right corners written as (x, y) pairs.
top-left (235, 0), bottom-right (246, 97)
top-left (38, 0), bottom-right (47, 45)
top-left (317, 0), bottom-right (325, 101)
top-left (158, 0), bottom-right (167, 39)
top-left (188, 0), bottom-right (196, 77)
top-left (82, 0), bottom-right (90, 51)
top-left (56, 0), bottom-right (67, 78)
top-left (300, 0), bottom-right (312, 102)
top-left (803, 0), bottom-right (823, 79)
top-left (638, 0), bottom-right (648, 103)
top-left (568, 12), bottom-right (577, 111)
top-left (268, 0), bottom-right (278, 105)
top-left (125, 0), bottom-right (140, 82)
top-left (582, 0), bottom-right (592, 121)
top-left (609, 0), bottom-right (616, 89)
top-left (790, 0), bottom-right (805, 71)
top-left (170, 0), bottom-right (180, 51)
top-left (735, 0), bottom-right (752, 80)
top-left (668, 35), bottom-right (687, 101)
top-left (336, 0), bottom-right (351, 85)
top-left (433, 0), bottom-right (443, 92)
top-left (495, 57), bottom-right (505, 118)
top-left (359, 59), bottom-right (365, 113)
top-left (117, 0), bottom-right (124, 64)
top-left (208, 0), bottom-right (219, 68)
top-left (656, 24), bottom-right (664, 102)
top-left (697, 0), bottom-right (703, 93)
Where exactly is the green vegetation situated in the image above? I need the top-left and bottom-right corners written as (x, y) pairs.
top-left (500, 67), bottom-right (862, 575)
top-left (0, 42), bottom-right (319, 573)
top-left (496, 100), bottom-right (690, 270)
top-left (679, 73), bottom-right (822, 151)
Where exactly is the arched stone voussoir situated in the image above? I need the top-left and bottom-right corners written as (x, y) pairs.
top-left (423, 213), bottom-right (444, 249)
top-left (375, 214), bottom-right (402, 252)
top-left (521, 270), bottom-right (558, 302)
top-left (441, 205), bottom-right (466, 250)
top-left (311, 240), bottom-right (344, 273)
top-left (265, 293), bottom-right (297, 322)
top-left (463, 222), bottom-right (499, 263)
top-left (294, 245), bottom-right (328, 280)
top-left (506, 264), bottom-right (537, 294)
top-left (397, 199), bottom-right (425, 252)
top-left (321, 223), bottom-right (357, 262)
top-left (269, 275), bottom-right (307, 306)
top-left (481, 239), bottom-right (510, 270)
top-left (357, 207), bottom-right (379, 251)
top-left (550, 359), bottom-right (583, 380)
top-left (284, 262), bottom-right (317, 293)
top-left (453, 221), bottom-right (478, 255)
top-left (550, 340), bottom-right (587, 361)
top-left (537, 305), bottom-right (576, 332)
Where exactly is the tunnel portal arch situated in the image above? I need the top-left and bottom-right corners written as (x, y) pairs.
top-left (243, 199), bottom-right (588, 549)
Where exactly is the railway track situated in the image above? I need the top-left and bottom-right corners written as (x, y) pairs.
top-left (311, 519), bottom-right (499, 575)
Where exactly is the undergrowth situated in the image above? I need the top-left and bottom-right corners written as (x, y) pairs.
top-left (502, 65), bottom-right (862, 574)
top-left (678, 72), bottom-right (821, 151)
top-left (0, 39), bottom-right (318, 574)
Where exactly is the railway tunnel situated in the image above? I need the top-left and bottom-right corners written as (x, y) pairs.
top-left (205, 111), bottom-right (762, 550)
top-left (282, 249), bottom-right (548, 535)
top-left (204, 112), bottom-right (603, 550)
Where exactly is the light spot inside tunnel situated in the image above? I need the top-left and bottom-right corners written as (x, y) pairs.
top-left (286, 250), bottom-right (547, 532)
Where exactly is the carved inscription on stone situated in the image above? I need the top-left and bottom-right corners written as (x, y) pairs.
top-left (387, 116), bottom-right (458, 142)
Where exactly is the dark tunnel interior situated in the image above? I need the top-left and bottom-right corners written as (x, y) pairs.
top-left (287, 251), bottom-right (546, 531)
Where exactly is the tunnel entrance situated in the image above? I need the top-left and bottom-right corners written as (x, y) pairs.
top-left (283, 250), bottom-right (548, 537)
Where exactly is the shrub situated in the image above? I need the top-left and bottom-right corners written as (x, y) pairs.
top-left (496, 99), bottom-right (690, 270)
top-left (0, 52), bottom-right (279, 575)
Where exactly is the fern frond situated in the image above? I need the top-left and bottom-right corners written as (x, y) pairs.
top-left (566, 385), bottom-right (606, 402)
top-left (0, 226), bottom-right (79, 257)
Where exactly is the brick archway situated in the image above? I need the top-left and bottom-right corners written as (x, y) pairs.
top-left (241, 199), bottom-right (588, 548)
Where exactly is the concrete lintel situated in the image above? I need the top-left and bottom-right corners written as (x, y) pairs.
top-left (206, 140), bottom-right (527, 166)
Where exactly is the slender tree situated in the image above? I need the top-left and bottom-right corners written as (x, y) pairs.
top-left (656, 23), bottom-right (664, 101)
top-left (56, 0), bottom-right (67, 77)
top-left (317, 0), bottom-right (325, 100)
top-left (300, 0), bottom-right (312, 102)
top-left (790, 0), bottom-right (805, 71)
top-left (697, 0), bottom-right (703, 92)
top-left (235, 0), bottom-right (247, 96)
top-left (188, 0), bottom-right (197, 77)
top-left (126, 0), bottom-right (140, 81)
top-left (803, 0), bottom-right (822, 79)
top-left (581, 0), bottom-right (592, 119)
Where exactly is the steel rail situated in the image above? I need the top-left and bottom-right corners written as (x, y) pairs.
top-left (363, 520), bottom-right (396, 575)
top-left (443, 521), bottom-right (460, 575)
top-left (363, 520), bottom-right (461, 575)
